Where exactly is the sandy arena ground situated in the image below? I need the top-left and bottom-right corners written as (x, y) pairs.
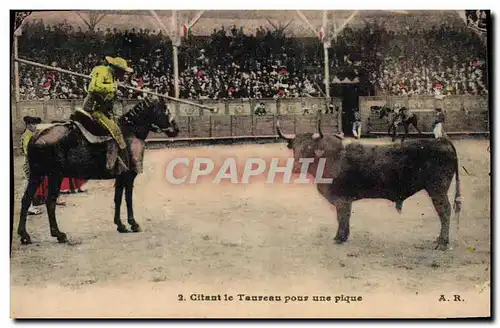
top-left (10, 138), bottom-right (491, 318)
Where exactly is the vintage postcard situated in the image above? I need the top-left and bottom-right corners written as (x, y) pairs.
top-left (9, 8), bottom-right (491, 319)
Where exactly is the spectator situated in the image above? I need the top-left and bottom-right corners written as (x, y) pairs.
top-left (17, 19), bottom-right (487, 100)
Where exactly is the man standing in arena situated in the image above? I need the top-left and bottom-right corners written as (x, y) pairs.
top-left (432, 107), bottom-right (446, 138)
top-left (82, 56), bottom-right (133, 172)
top-left (20, 116), bottom-right (42, 215)
top-left (352, 108), bottom-right (362, 140)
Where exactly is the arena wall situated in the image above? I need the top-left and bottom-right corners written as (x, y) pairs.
top-left (359, 95), bottom-right (489, 134)
top-left (11, 97), bottom-right (341, 144)
top-left (12, 95), bottom-right (489, 152)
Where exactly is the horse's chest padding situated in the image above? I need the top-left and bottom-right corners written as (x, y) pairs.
top-left (129, 137), bottom-right (145, 174)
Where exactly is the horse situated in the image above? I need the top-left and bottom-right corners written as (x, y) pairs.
top-left (372, 105), bottom-right (422, 142)
top-left (17, 97), bottom-right (179, 245)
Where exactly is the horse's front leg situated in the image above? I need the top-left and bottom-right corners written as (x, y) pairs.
top-left (114, 175), bottom-right (128, 233)
top-left (413, 118), bottom-right (422, 135)
top-left (125, 172), bottom-right (140, 232)
top-left (389, 123), bottom-right (397, 142)
top-left (401, 124), bottom-right (409, 142)
top-left (46, 173), bottom-right (68, 243)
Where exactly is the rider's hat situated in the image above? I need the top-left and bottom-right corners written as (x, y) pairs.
top-left (105, 56), bottom-right (133, 73)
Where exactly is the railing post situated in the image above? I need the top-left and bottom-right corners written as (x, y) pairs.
top-left (251, 112), bottom-right (255, 136)
top-left (209, 115), bottom-right (212, 138)
top-left (188, 116), bottom-right (192, 138)
top-left (13, 33), bottom-right (20, 103)
top-left (272, 114), bottom-right (276, 137)
top-left (293, 114), bottom-right (297, 135)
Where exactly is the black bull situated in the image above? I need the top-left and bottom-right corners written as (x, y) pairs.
top-left (276, 120), bottom-right (461, 250)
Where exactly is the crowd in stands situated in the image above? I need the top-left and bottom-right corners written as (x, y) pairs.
top-left (368, 23), bottom-right (488, 96)
top-left (465, 10), bottom-right (488, 32)
top-left (17, 17), bottom-right (488, 101)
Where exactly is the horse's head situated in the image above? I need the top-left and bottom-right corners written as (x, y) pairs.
top-left (144, 97), bottom-right (179, 137)
top-left (124, 97), bottom-right (179, 138)
top-left (371, 105), bottom-right (392, 120)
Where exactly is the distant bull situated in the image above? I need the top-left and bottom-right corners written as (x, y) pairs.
top-left (276, 119), bottom-right (461, 250)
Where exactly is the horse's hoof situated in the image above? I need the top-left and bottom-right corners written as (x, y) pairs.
top-left (20, 235), bottom-right (32, 245)
top-left (433, 237), bottom-right (449, 250)
top-left (434, 237), bottom-right (449, 245)
top-left (131, 225), bottom-right (141, 233)
top-left (434, 243), bottom-right (448, 251)
top-left (117, 226), bottom-right (129, 233)
top-left (57, 233), bottom-right (68, 243)
top-left (334, 236), bottom-right (347, 244)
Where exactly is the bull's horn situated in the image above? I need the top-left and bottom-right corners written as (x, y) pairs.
top-left (276, 120), bottom-right (295, 141)
top-left (316, 118), bottom-right (324, 139)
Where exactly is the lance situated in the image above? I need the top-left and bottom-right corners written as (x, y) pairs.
top-left (15, 57), bottom-right (217, 112)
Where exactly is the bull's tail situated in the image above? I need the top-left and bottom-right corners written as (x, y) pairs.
top-left (449, 140), bottom-right (462, 225)
top-left (446, 138), bottom-right (470, 251)
top-left (442, 138), bottom-right (477, 252)
top-left (453, 166), bottom-right (462, 231)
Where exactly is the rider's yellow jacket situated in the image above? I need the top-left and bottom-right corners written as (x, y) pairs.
top-left (87, 65), bottom-right (118, 101)
top-left (21, 129), bottom-right (33, 156)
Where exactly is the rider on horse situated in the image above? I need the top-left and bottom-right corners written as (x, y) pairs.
top-left (393, 106), bottom-right (409, 127)
top-left (399, 106), bottom-right (410, 120)
top-left (83, 56), bottom-right (133, 172)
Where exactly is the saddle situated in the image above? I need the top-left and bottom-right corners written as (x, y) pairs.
top-left (32, 109), bottom-right (115, 147)
top-left (69, 109), bottom-right (114, 144)
top-left (32, 110), bottom-right (134, 175)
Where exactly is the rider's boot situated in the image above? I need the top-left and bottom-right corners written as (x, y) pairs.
top-left (117, 147), bottom-right (129, 173)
